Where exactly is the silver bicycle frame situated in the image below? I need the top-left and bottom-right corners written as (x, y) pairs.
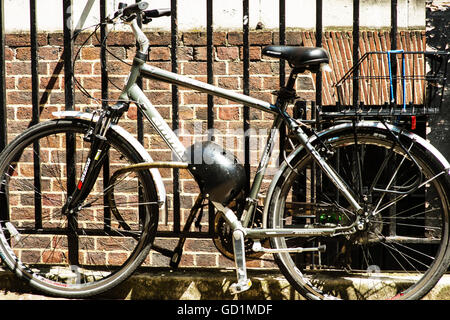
top-left (96, 19), bottom-right (363, 237)
top-left (118, 56), bottom-right (363, 230)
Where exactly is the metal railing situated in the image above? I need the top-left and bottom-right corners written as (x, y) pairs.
top-left (0, 0), bottom-right (427, 240)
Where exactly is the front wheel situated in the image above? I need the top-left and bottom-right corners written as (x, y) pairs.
top-left (268, 124), bottom-right (450, 300)
top-left (0, 119), bottom-right (159, 298)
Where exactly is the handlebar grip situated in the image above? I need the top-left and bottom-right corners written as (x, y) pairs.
top-left (144, 8), bottom-right (171, 18)
top-left (122, 2), bottom-right (149, 17)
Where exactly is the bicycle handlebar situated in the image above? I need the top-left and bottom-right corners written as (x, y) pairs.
top-left (110, 2), bottom-right (171, 23)
top-left (107, 2), bottom-right (172, 59)
top-left (144, 8), bottom-right (171, 18)
top-left (121, 2), bottom-right (149, 18)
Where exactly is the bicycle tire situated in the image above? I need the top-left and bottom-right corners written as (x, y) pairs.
top-left (0, 118), bottom-right (159, 298)
top-left (267, 123), bottom-right (450, 300)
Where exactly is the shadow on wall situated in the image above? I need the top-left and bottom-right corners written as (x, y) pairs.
top-left (426, 2), bottom-right (450, 160)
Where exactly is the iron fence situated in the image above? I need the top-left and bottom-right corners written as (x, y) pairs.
top-left (0, 0), bottom-right (423, 241)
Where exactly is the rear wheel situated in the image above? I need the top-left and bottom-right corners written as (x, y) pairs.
top-left (0, 119), bottom-right (159, 298)
top-left (268, 126), bottom-right (450, 300)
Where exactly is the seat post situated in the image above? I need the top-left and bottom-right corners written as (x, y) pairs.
top-left (285, 69), bottom-right (300, 90)
top-left (275, 68), bottom-right (301, 106)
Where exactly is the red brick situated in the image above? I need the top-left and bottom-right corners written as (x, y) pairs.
top-left (5, 77), bottom-right (15, 89)
top-left (182, 61), bottom-right (207, 75)
top-left (183, 32), bottom-right (206, 46)
top-left (6, 33), bottom-right (47, 47)
top-left (249, 31), bottom-right (273, 45)
top-left (193, 47), bottom-right (207, 61)
top-left (249, 61), bottom-right (275, 75)
top-left (227, 32), bottom-right (242, 45)
top-left (81, 47), bottom-right (101, 60)
top-left (145, 78), bottom-right (170, 90)
top-left (4, 47), bottom-right (14, 60)
top-left (48, 33), bottom-right (64, 46)
top-left (183, 92), bottom-right (207, 105)
top-left (6, 61), bottom-right (31, 75)
top-left (7, 91), bottom-right (32, 105)
top-left (74, 61), bottom-right (94, 75)
top-left (146, 32), bottom-right (172, 46)
top-left (228, 61), bottom-right (244, 75)
top-left (17, 77), bottom-right (32, 90)
top-left (240, 46), bottom-right (262, 61)
top-left (218, 106), bottom-right (240, 120)
top-left (177, 47), bottom-right (194, 61)
top-left (216, 46), bottom-right (239, 61)
top-left (82, 76), bottom-right (102, 90)
top-left (216, 76), bottom-right (240, 90)
top-left (150, 47), bottom-right (171, 61)
top-left (105, 31), bottom-right (135, 46)
top-left (212, 32), bottom-right (227, 46)
top-left (213, 62), bottom-right (227, 75)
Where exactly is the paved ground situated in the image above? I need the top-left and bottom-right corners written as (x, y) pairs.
top-left (1, 266), bottom-right (450, 300)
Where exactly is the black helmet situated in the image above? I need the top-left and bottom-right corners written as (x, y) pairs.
top-left (183, 141), bottom-right (246, 206)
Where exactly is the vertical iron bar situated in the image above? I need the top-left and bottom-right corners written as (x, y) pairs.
top-left (100, 0), bottom-right (111, 231)
top-left (30, 0), bottom-right (42, 229)
top-left (351, 0), bottom-right (362, 241)
top-left (63, 0), bottom-right (75, 112)
top-left (30, 0), bottom-right (39, 126)
top-left (279, 0), bottom-right (286, 86)
top-left (278, 0), bottom-right (286, 168)
top-left (206, 0), bottom-right (215, 234)
top-left (389, 0), bottom-right (398, 237)
top-left (63, 0), bottom-right (79, 265)
top-left (243, 0), bottom-right (250, 194)
top-left (312, 0), bottom-right (323, 266)
top-left (207, 0), bottom-right (214, 138)
top-left (135, 0), bottom-right (145, 228)
top-left (0, 0), bottom-right (7, 152)
top-left (390, 0), bottom-right (398, 106)
top-left (136, 0), bottom-right (144, 145)
top-left (171, 0), bottom-right (180, 233)
top-left (353, 0), bottom-right (360, 107)
top-left (315, 0), bottom-right (322, 111)
top-left (0, 0), bottom-right (9, 222)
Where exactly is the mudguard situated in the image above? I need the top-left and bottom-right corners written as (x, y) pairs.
top-left (52, 111), bottom-right (167, 210)
top-left (262, 120), bottom-right (450, 227)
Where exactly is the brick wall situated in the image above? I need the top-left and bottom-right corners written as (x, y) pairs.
top-left (4, 29), bottom-right (425, 269)
top-left (426, 2), bottom-right (450, 160)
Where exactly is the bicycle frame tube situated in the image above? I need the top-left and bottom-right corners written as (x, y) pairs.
top-left (140, 63), bottom-right (279, 114)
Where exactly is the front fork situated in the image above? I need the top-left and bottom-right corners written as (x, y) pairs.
top-left (63, 103), bottom-right (128, 215)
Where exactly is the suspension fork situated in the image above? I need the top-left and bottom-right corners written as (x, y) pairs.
top-left (63, 103), bottom-right (127, 214)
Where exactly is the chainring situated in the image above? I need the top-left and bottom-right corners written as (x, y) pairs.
top-left (212, 198), bottom-right (268, 261)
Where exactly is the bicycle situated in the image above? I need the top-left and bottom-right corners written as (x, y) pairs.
top-left (0, 2), bottom-right (449, 300)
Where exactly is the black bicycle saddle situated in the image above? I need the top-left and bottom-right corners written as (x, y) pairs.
top-left (262, 45), bottom-right (329, 69)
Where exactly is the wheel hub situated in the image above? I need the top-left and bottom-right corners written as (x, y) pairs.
top-left (354, 210), bottom-right (384, 244)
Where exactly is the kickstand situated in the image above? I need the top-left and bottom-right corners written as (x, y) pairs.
top-left (229, 228), bottom-right (252, 294)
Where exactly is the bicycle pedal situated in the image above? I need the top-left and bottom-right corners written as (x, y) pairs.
top-left (229, 279), bottom-right (252, 295)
